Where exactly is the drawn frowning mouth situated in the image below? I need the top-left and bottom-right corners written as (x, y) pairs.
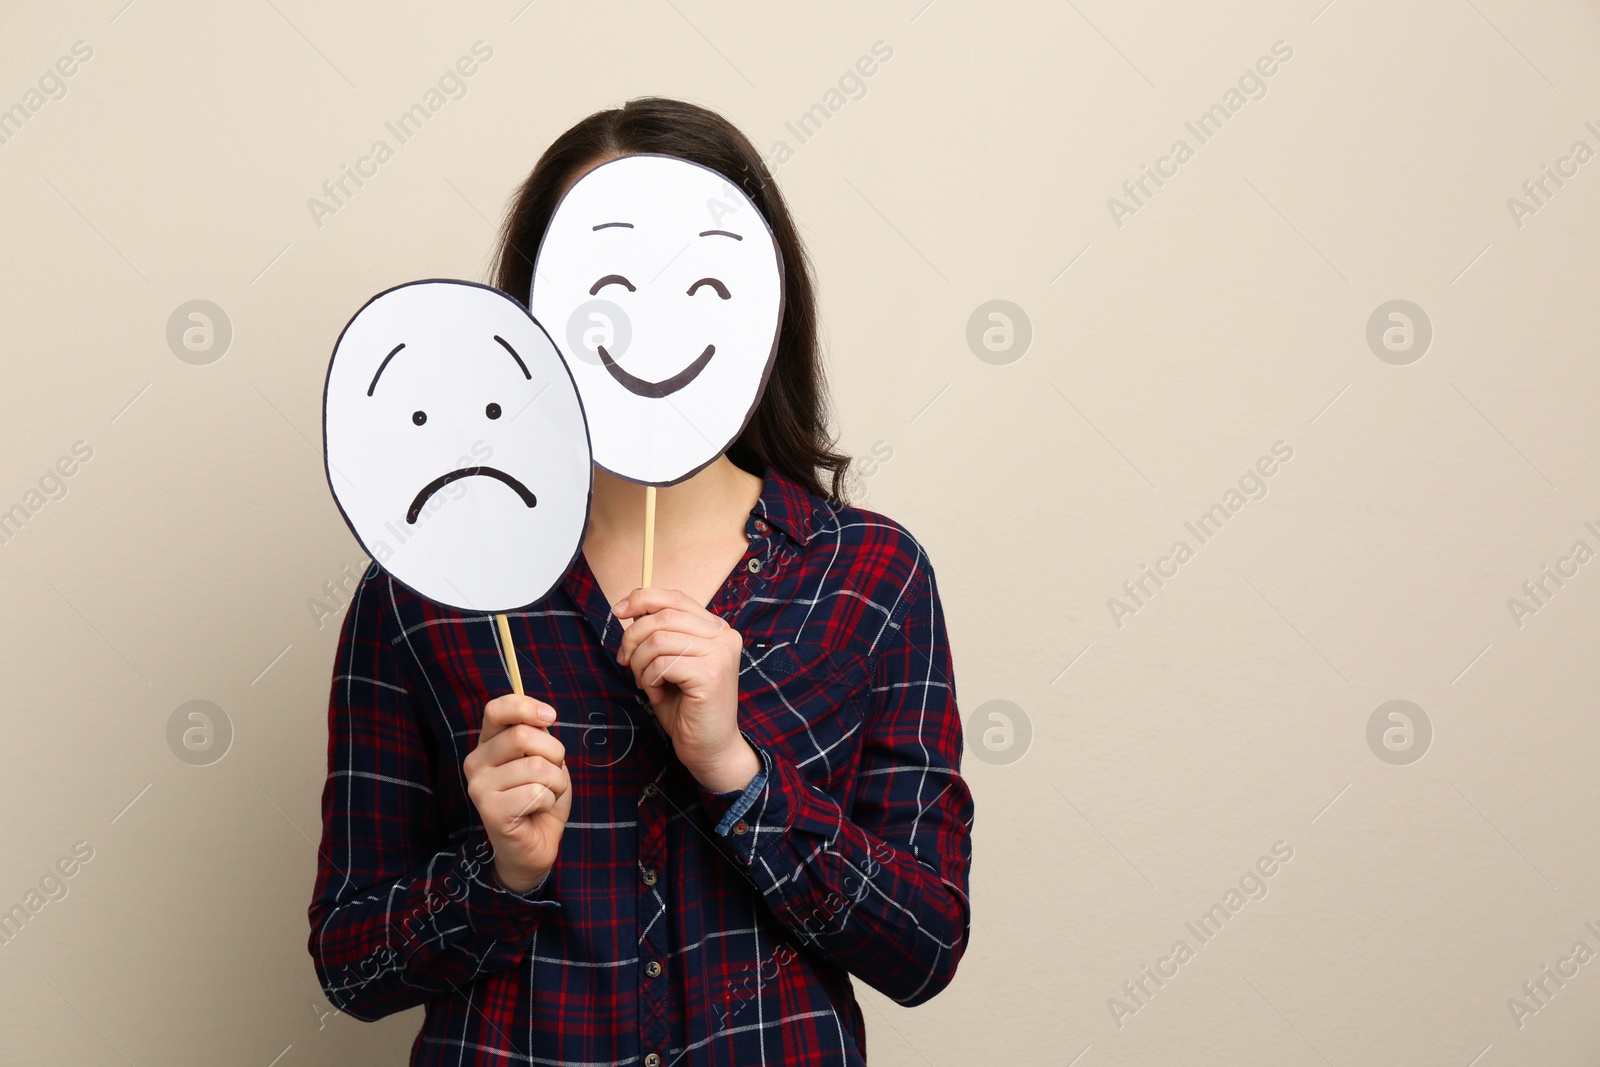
top-left (407, 466), bottom-right (537, 524)
top-left (597, 344), bottom-right (715, 398)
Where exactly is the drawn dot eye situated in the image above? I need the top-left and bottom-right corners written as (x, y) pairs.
top-left (485, 402), bottom-right (502, 420)
top-left (686, 277), bottom-right (731, 300)
top-left (412, 410), bottom-right (427, 426)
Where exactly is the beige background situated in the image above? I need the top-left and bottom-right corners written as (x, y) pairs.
top-left (2, 0), bottom-right (1598, 1063)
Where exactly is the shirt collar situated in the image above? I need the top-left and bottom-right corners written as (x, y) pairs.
top-left (752, 462), bottom-right (820, 547)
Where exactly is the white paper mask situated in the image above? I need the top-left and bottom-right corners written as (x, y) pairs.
top-left (323, 279), bottom-right (591, 614)
top-left (529, 154), bottom-right (785, 486)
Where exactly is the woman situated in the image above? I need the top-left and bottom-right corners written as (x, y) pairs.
top-left (308, 97), bottom-right (973, 1066)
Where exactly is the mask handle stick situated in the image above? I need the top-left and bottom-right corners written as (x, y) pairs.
top-left (641, 485), bottom-right (657, 588)
top-left (492, 613), bottom-right (551, 811)
top-left (495, 613), bottom-right (524, 696)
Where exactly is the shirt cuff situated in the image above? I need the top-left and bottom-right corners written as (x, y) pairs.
top-left (515, 868), bottom-right (553, 899)
top-left (456, 830), bottom-right (560, 941)
top-left (699, 735), bottom-right (857, 872)
top-left (698, 731), bottom-right (772, 837)
top-left (711, 766), bottom-right (768, 835)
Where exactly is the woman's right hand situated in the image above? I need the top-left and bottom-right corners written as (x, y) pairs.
top-left (464, 695), bottom-right (572, 894)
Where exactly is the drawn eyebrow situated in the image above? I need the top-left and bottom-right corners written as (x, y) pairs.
top-left (493, 335), bottom-right (532, 379)
top-left (593, 222), bottom-right (634, 231)
top-left (367, 343), bottom-right (406, 396)
top-left (589, 275), bottom-right (637, 295)
top-left (698, 230), bottom-right (743, 241)
top-left (369, 338), bottom-right (527, 394)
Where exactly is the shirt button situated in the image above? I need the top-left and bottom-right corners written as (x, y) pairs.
top-left (645, 1055), bottom-right (661, 1067)
top-left (642, 782), bottom-right (658, 798)
top-left (732, 820), bottom-right (749, 835)
top-left (754, 518), bottom-right (768, 533)
top-left (642, 868), bottom-right (658, 886)
top-left (746, 558), bottom-right (762, 574)
top-left (645, 960), bottom-right (662, 979)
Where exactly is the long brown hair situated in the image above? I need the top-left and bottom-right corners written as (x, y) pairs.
top-left (492, 97), bottom-right (851, 505)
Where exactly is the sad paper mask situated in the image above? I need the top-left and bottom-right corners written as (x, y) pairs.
top-left (529, 154), bottom-right (785, 486)
top-left (323, 279), bottom-right (591, 614)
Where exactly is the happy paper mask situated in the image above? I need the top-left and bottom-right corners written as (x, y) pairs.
top-left (529, 153), bottom-right (785, 486)
top-left (323, 279), bottom-right (591, 614)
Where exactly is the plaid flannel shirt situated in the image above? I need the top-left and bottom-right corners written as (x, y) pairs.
top-left (307, 462), bottom-right (974, 1065)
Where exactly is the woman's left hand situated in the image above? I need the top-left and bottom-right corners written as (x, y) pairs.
top-left (613, 587), bottom-right (760, 794)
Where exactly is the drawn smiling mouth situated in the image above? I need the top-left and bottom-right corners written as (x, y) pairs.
top-left (597, 344), bottom-right (715, 398)
top-left (407, 466), bottom-right (537, 524)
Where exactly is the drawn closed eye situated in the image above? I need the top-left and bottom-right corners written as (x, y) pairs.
top-left (589, 274), bottom-right (636, 295)
top-left (686, 277), bottom-right (731, 300)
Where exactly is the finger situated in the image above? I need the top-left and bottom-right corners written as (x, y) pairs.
top-left (616, 607), bottom-right (728, 663)
top-left (475, 753), bottom-right (568, 798)
top-left (640, 654), bottom-right (700, 692)
top-left (488, 722), bottom-right (567, 765)
top-left (612, 586), bottom-right (706, 621)
top-left (470, 769), bottom-right (552, 824)
top-left (480, 694), bottom-right (556, 746)
top-left (618, 607), bottom-right (727, 656)
top-left (501, 781), bottom-right (556, 823)
top-left (504, 758), bottom-right (571, 821)
top-left (470, 722), bottom-right (566, 774)
top-left (631, 640), bottom-right (716, 692)
top-left (624, 629), bottom-right (710, 683)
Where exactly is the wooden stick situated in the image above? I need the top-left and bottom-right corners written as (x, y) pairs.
top-left (494, 613), bottom-right (524, 696)
top-left (640, 484), bottom-right (657, 588)
top-left (493, 611), bottom-right (551, 811)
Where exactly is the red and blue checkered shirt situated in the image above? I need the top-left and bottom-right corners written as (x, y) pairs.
top-left (308, 462), bottom-right (974, 1065)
